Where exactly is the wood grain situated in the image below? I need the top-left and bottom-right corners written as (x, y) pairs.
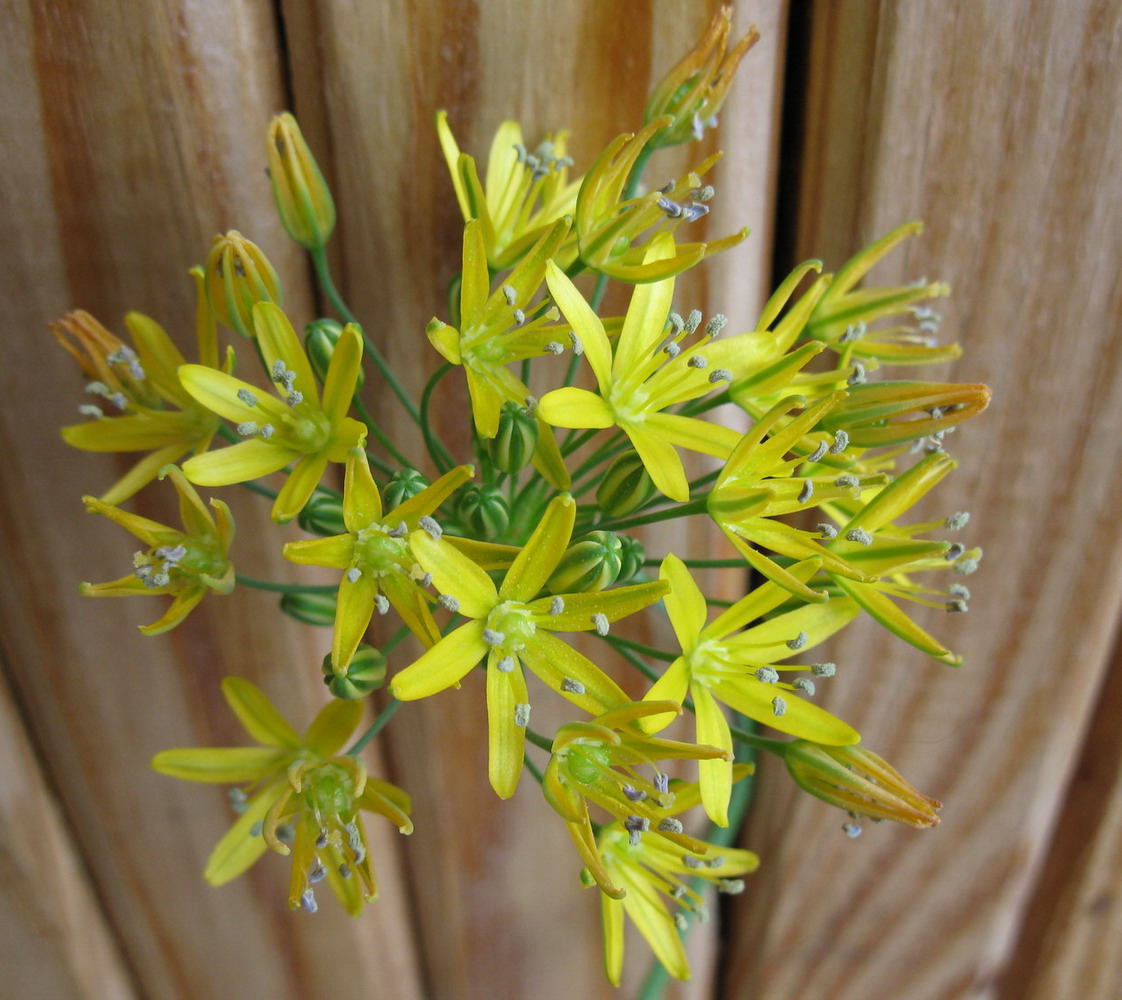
top-left (724, 2), bottom-right (1122, 998)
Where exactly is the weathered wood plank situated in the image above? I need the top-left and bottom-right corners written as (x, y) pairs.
top-left (725, 2), bottom-right (1122, 998)
top-left (1, 2), bottom-right (423, 998)
top-left (279, 1), bottom-right (786, 995)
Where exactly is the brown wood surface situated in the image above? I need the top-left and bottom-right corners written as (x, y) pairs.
top-left (725, 2), bottom-right (1122, 998)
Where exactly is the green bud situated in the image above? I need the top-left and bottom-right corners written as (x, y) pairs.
top-left (596, 452), bottom-right (657, 518)
top-left (322, 644), bottom-right (387, 699)
top-left (204, 231), bottom-right (282, 339)
top-left (305, 319), bottom-right (364, 390)
top-left (490, 402), bottom-right (539, 473)
top-left (383, 468), bottom-right (429, 511)
top-left (297, 490), bottom-right (347, 536)
top-left (280, 590), bottom-right (337, 627)
top-left (616, 535), bottom-right (646, 583)
top-left (456, 484), bottom-right (510, 540)
top-left (547, 531), bottom-right (623, 594)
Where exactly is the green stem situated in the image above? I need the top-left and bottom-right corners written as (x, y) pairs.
top-left (235, 574), bottom-right (337, 595)
top-left (523, 753), bottom-right (545, 785)
top-left (594, 497), bottom-right (708, 534)
top-left (727, 726), bottom-right (788, 757)
top-left (236, 478), bottom-right (279, 501)
top-left (419, 362), bottom-right (459, 472)
top-left (524, 727), bottom-right (554, 753)
top-left (602, 634), bottom-right (676, 663)
top-left (352, 396), bottom-right (410, 471)
top-left (347, 697), bottom-right (401, 755)
top-left (605, 640), bottom-right (661, 685)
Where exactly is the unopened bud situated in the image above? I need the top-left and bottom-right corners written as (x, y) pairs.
top-left (322, 644), bottom-right (387, 699)
top-left (596, 451), bottom-right (657, 518)
top-left (490, 401), bottom-right (539, 473)
top-left (547, 531), bottom-right (623, 594)
top-left (305, 319), bottom-right (364, 390)
top-left (297, 490), bottom-right (348, 537)
top-left (382, 468), bottom-right (430, 511)
top-left (267, 112), bottom-right (336, 250)
top-left (279, 590), bottom-right (337, 627)
top-left (455, 484), bottom-right (510, 540)
top-left (205, 231), bottom-right (282, 339)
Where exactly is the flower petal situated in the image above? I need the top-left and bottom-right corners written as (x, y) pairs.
top-left (283, 534), bottom-right (355, 568)
top-left (391, 620), bottom-right (488, 700)
top-left (321, 323), bottom-right (364, 423)
top-left (151, 746), bottom-right (286, 783)
top-left (537, 387), bottom-right (614, 429)
top-left (204, 779), bottom-right (283, 885)
top-left (272, 454), bottom-right (328, 523)
top-left (532, 580), bottom-right (669, 631)
top-left (693, 683), bottom-right (732, 826)
top-left (486, 654), bottom-right (530, 799)
top-left (303, 697), bottom-right (364, 755)
top-left (253, 302), bottom-right (319, 407)
top-left (601, 894), bottom-right (626, 987)
top-left (640, 657), bottom-right (690, 733)
top-left (711, 677), bottom-right (859, 745)
top-left (659, 554), bottom-right (707, 648)
top-left (626, 423), bottom-right (689, 502)
top-left (409, 531), bottom-right (497, 619)
top-left (392, 464), bottom-right (473, 525)
top-left (182, 439), bottom-right (294, 487)
top-left (500, 494), bottom-right (575, 602)
top-left (545, 261), bottom-right (614, 390)
top-left (331, 573), bottom-right (378, 673)
top-left (380, 572), bottom-right (442, 649)
top-left (221, 677), bottom-right (302, 748)
top-left (519, 632), bottom-right (628, 715)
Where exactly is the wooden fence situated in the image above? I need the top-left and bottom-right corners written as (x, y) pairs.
top-left (2, 2), bottom-right (1120, 998)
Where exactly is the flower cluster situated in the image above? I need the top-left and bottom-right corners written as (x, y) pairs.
top-left (57, 8), bottom-right (987, 987)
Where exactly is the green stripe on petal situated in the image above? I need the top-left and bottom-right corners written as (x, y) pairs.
top-left (835, 577), bottom-right (962, 665)
top-left (530, 580), bottom-right (668, 631)
top-left (204, 779), bottom-right (283, 885)
top-left (646, 411), bottom-right (740, 460)
top-left (733, 597), bottom-right (860, 662)
top-left (221, 677), bottom-right (302, 748)
top-left (151, 746), bottom-right (285, 783)
top-left (63, 414), bottom-right (198, 452)
top-left (391, 620), bottom-right (488, 700)
top-left (501, 494), bottom-right (575, 602)
top-left (381, 573), bottom-right (441, 649)
top-left (460, 221), bottom-right (490, 327)
top-left (520, 632), bottom-right (628, 715)
top-left (486, 654), bottom-right (529, 798)
top-left (711, 677), bottom-right (859, 745)
top-left (283, 534), bottom-right (354, 568)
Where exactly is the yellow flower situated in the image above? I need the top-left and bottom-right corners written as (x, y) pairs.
top-left (539, 240), bottom-right (778, 501)
top-left (283, 449), bottom-right (474, 669)
top-left (574, 117), bottom-right (747, 281)
top-left (642, 554), bottom-right (859, 825)
top-left (80, 466), bottom-right (234, 634)
top-left (804, 222), bottom-right (958, 365)
top-left (390, 495), bottom-right (669, 798)
top-left (784, 740), bottom-right (941, 829)
top-left (204, 231), bottom-right (283, 339)
top-left (437, 110), bottom-right (581, 269)
top-left (426, 218), bottom-right (572, 488)
top-left (267, 112), bottom-right (336, 250)
top-left (56, 269), bottom-right (230, 504)
top-left (644, 5), bottom-right (759, 149)
top-left (542, 701), bottom-right (729, 899)
top-left (180, 302), bottom-right (366, 523)
top-left (596, 769), bottom-right (759, 985)
top-left (152, 677), bottom-right (412, 914)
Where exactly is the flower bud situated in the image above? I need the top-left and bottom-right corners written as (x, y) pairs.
top-left (616, 535), bottom-right (646, 584)
top-left (547, 531), bottom-right (623, 594)
top-left (596, 451), bottom-right (657, 518)
top-left (297, 490), bottom-right (347, 536)
top-left (267, 112), bottom-right (336, 250)
top-left (455, 484), bottom-right (510, 540)
top-left (383, 468), bottom-right (429, 511)
top-left (322, 644), bottom-right (387, 699)
top-left (819, 381), bottom-right (991, 447)
top-left (306, 319), bottom-right (364, 390)
top-left (490, 401), bottom-right (538, 473)
top-left (784, 740), bottom-right (941, 828)
top-left (279, 590), bottom-right (337, 627)
top-left (204, 231), bottom-right (282, 338)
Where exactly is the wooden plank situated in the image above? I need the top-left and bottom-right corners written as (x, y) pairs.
top-left (724, 1), bottom-right (1122, 998)
top-left (1, 2), bottom-right (423, 998)
top-left (279, 1), bottom-right (787, 995)
top-left (0, 664), bottom-right (138, 1000)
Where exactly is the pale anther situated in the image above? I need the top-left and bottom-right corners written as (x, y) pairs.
top-left (346, 567), bottom-right (362, 583)
top-left (685, 309), bottom-right (703, 333)
top-left (497, 656), bottom-right (515, 673)
top-left (237, 388), bottom-right (258, 406)
top-left (545, 341), bottom-right (565, 355)
top-left (772, 695), bottom-right (788, 717)
top-left (250, 821), bottom-right (264, 837)
top-left (798, 479), bottom-right (814, 504)
top-left (657, 195), bottom-right (684, 219)
top-left (708, 368), bottom-right (732, 383)
top-left (840, 321), bottom-right (866, 344)
top-left (624, 814), bottom-right (649, 846)
top-left (79, 404), bottom-right (104, 418)
top-left (681, 202), bottom-right (709, 222)
top-left (834, 475), bottom-right (859, 488)
top-left (228, 787), bottom-right (248, 812)
top-left (658, 817), bottom-right (684, 834)
top-left (662, 341), bottom-right (681, 359)
top-left (830, 429), bottom-right (850, 454)
top-left (946, 598), bottom-right (968, 613)
top-left (237, 421), bottom-right (259, 436)
top-left (793, 677), bottom-right (816, 696)
top-left (704, 313), bottom-right (727, 337)
top-left (811, 662), bottom-right (836, 677)
top-left (846, 527), bottom-right (873, 546)
top-left (655, 772), bottom-right (670, 794)
top-left (754, 666), bottom-right (779, 684)
top-left (848, 362), bottom-right (867, 386)
top-left (259, 424), bottom-right (275, 438)
top-left (375, 594), bottom-right (390, 615)
top-left (591, 613), bottom-right (609, 636)
top-left (719, 878), bottom-right (746, 895)
top-left (308, 863), bottom-right (327, 884)
top-left (807, 441), bottom-right (828, 463)
top-left (622, 785), bottom-right (646, 802)
top-left (419, 515), bottom-right (442, 539)
top-left (316, 829), bottom-right (329, 848)
top-left (955, 558), bottom-right (979, 575)
top-left (696, 185), bottom-right (716, 202)
top-left (687, 354), bottom-right (708, 369)
top-left (437, 594), bottom-right (460, 612)
top-left (300, 889), bottom-right (318, 914)
top-left (502, 284), bottom-right (516, 306)
top-left (388, 522), bottom-right (408, 538)
top-left (786, 631), bottom-right (808, 651)
top-left (514, 703), bottom-right (531, 727)
top-left (950, 583), bottom-right (971, 600)
top-left (682, 855), bottom-right (703, 869)
top-left (560, 677), bottom-right (585, 695)
top-left (567, 330), bottom-right (583, 355)
top-left (513, 308), bottom-right (525, 325)
top-left (946, 542), bottom-right (966, 560)
top-left (668, 312), bottom-right (685, 335)
top-left (842, 822), bottom-right (862, 838)
top-left (675, 913), bottom-right (689, 932)
top-left (549, 596), bottom-right (565, 616)
top-left (946, 510), bottom-right (971, 529)
top-left (338, 863), bottom-right (352, 879)
top-left (286, 390), bottom-right (304, 407)
top-left (482, 628), bottom-right (506, 646)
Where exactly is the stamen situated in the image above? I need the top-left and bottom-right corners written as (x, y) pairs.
top-left (811, 662), bottom-right (836, 677)
top-left (228, 788), bottom-right (248, 813)
top-left (830, 429), bottom-right (850, 454)
top-left (418, 515), bottom-right (442, 540)
top-left (560, 677), bottom-right (585, 695)
top-left (316, 829), bottom-right (329, 848)
top-left (346, 568), bottom-right (362, 583)
top-left (946, 598), bottom-right (968, 613)
top-left (798, 479), bottom-right (814, 504)
top-left (338, 863), bottom-right (352, 879)
top-left (696, 185), bottom-right (716, 202)
top-left (719, 878), bottom-right (746, 894)
top-left (950, 583), bottom-right (971, 600)
top-left (945, 542), bottom-right (966, 560)
top-left (374, 594), bottom-right (390, 615)
top-left (945, 511), bottom-right (970, 530)
top-left (754, 666), bottom-right (779, 684)
top-left (237, 388), bottom-right (258, 406)
top-left (845, 528), bottom-right (874, 546)
top-left (663, 341), bottom-right (681, 359)
top-left (591, 613), bottom-right (609, 636)
top-left (300, 888), bottom-right (318, 913)
top-left (78, 404), bottom-right (104, 418)
top-left (514, 703), bottom-right (531, 727)
top-left (237, 421), bottom-right (259, 436)
top-left (513, 308), bottom-right (525, 325)
top-left (545, 341), bottom-right (565, 355)
top-left (807, 441), bottom-right (828, 463)
top-left (657, 195), bottom-right (684, 219)
top-left (685, 310), bottom-right (703, 334)
top-left (549, 596), bottom-right (565, 616)
top-left (308, 863), bottom-right (327, 884)
top-left (847, 362), bottom-right (867, 386)
top-left (704, 313), bottom-right (727, 337)
top-left (624, 815), bottom-right (649, 846)
top-left (793, 677), bottom-right (816, 696)
top-left (482, 628), bottom-right (506, 646)
top-left (955, 558), bottom-right (979, 575)
top-left (772, 696), bottom-right (788, 717)
top-left (567, 330), bottom-right (583, 355)
top-left (622, 785), bottom-right (646, 802)
top-left (437, 594), bottom-right (460, 612)
top-left (658, 818), bottom-right (684, 834)
top-left (840, 321), bottom-right (866, 344)
top-left (687, 354), bottom-right (708, 369)
top-left (682, 855), bottom-right (703, 869)
top-left (502, 285), bottom-right (517, 306)
top-left (680, 202), bottom-right (709, 223)
top-left (286, 390), bottom-right (304, 407)
top-left (496, 656), bottom-right (515, 673)
top-left (786, 631), bottom-right (808, 651)
top-left (675, 913), bottom-right (689, 932)
top-left (834, 475), bottom-right (859, 488)
top-left (655, 773), bottom-right (670, 795)
top-left (842, 822), bottom-right (862, 838)
top-left (259, 424), bottom-right (275, 439)
top-left (668, 312), bottom-right (685, 335)
top-left (708, 368), bottom-right (732, 383)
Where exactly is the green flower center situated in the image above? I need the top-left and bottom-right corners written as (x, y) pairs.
top-left (284, 408), bottom-right (331, 452)
top-left (485, 601), bottom-right (536, 652)
top-left (355, 528), bottom-right (409, 576)
top-left (566, 742), bottom-right (612, 785)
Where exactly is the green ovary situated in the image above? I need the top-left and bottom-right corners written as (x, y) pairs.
top-left (356, 530), bottom-right (408, 576)
top-left (485, 601), bottom-right (536, 651)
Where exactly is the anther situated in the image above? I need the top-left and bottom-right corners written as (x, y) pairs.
top-left (308, 863), bottom-right (327, 884)
top-left (549, 596), bottom-right (565, 616)
top-left (79, 404), bottom-right (104, 418)
top-left (250, 821), bottom-right (264, 837)
top-left (696, 185), bottom-right (716, 202)
top-left (840, 321), bottom-right (866, 344)
top-left (375, 595), bottom-right (390, 615)
top-left (955, 558), bottom-right (979, 575)
top-left (545, 341), bottom-right (565, 355)
top-left (687, 354), bottom-right (708, 369)
top-left (682, 854), bottom-right (703, 869)
top-left (655, 773), bottom-right (670, 795)
top-left (811, 662), bottom-right (836, 677)
top-left (668, 312), bottom-right (685, 335)
top-left (842, 822), bottom-right (862, 838)
top-left (830, 429), bottom-right (850, 454)
top-left (482, 628), bottom-right (506, 647)
top-left (346, 567), bottom-right (362, 583)
top-left (658, 817), bottom-right (684, 834)
top-left (692, 112), bottom-right (705, 141)
top-left (657, 195), bottom-right (684, 219)
top-left (271, 360), bottom-right (288, 381)
top-left (514, 703), bottom-right (531, 727)
top-left (705, 313), bottom-right (727, 337)
top-left (946, 598), bottom-right (968, 613)
top-left (681, 202), bottom-right (709, 222)
top-left (591, 613), bottom-right (609, 636)
top-left (228, 788), bottom-right (248, 813)
top-left (705, 857), bottom-right (725, 869)
top-left (502, 285), bottom-right (517, 306)
top-left (237, 421), bottom-right (259, 436)
top-left (845, 528), bottom-right (874, 546)
top-left (662, 341), bottom-right (681, 359)
top-left (567, 330), bottom-right (583, 355)
top-left (772, 696), bottom-right (788, 717)
top-left (945, 542), bottom-right (966, 560)
top-left (950, 583), bottom-right (971, 600)
top-left (685, 309), bottom-right (703, 333)
top-left (675, 913), bottom-right (689, 932)
top-left (794, 677), bottom-right (816, 696)
top-left (496, 656), bottom-right (515, 673)
top-left (513, 308), bottom-right (525, 325)
top-left (754, 666), bottom-right (779, 684)
top-left (847, 363), bottom-right (867, 386)
top-left (786, 631), bottom-right (808, 651)
top-left (807, 441), bottom-right (828, 463)
top-left (624, 815), bottom-right (649, 846)
top-left (798, 479), bottom-right (814, 504)
top-left (338, 863), bottom-right (352, 879)
top-left (437, 594), bottom-right (460, 612)
top-left (237, 388), bottom-right (258, 406)
top-left (385, 522), bottom-right (407, 538)
top-left (259, 424), bottom-right (275, 438)
top-left (719, 878), bottom-right (746, 895)
top-left (834, 475), bottom-right (859, 488)
top-left (300, 888), bottom-right (318, 913)
top-left (286, 390), bottom-right (304, 407)
top-left (418, 515), bottom-right (442, 539)
top-left (622, 785), bottom-right (646, 802)
top-left (560, 677), bottom-right (585, 695)
top-left (316, 829), bottom-right (329, 848)
top-left (708, 368), bottom-right (732, 383)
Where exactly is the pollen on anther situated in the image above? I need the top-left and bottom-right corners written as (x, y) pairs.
top-left (514, 703), bottom-right (531, 727)
top-left (834, 475), bottom-right (859, 488)
top-left (79, 404), bottom-right (104, 418)
top-left (945, 511), bottom-right (970, 530)
top-left (946, 598), bottom-right (968, 613)
top-left (705, 313), bottom-right (728, 337)
top-left (772, 696), bottom-right (788, 717)
top-left (513, 308), bottom-right (526, 325)
top-left (260, 424), bottom-right (275, 438)
top-left (663, 341), bottom-right (681, 359)
top-left (237, 421), bottom-right (259, 436)
top-left (308, 863), bottom-right (327, 884)
top-left (658, 817), bottom-right (684, 834)
top-left (549, 596), bottom-right (565, 616)
top-left (502, 285), bottom-right (517, 306)
top-left (794, 677), bottom-right (816, 696)
top-left (286, 390), bottom-right (304, 407)
top-left (622, 785), bottom-right (646, 802)
top-left (545, 341), bottom-right (565, 355)
top-left (945, 542), bottom-right (966, 561)
top-left (237, 388), bottom-right (258, 406)
top-left (842, 822), bottom-right (862, 838)
top-left (811, 662), bottom-right (836, 677)
top-left (754, 666), bottom-right (779, 684)
top-left (687, 354), bottom-right (708, 369)
top-left (807, 441), bottom-right (828, 463)
top-left (560, 676), bottom-right (585, 695)
top-left (418, 515), bottom-right (442, 539)
top-left (591, 613), bottom-right (609, 636)
top-left (375, 594), bottom-right (390, 615)
top-left (496, 656), bottom-right (515, 673)
top-left (708, 368), bottom-right (732, 383)
top-left (830, 429), bottom-right (850, 454)
top-left (845, 528), bottom-right (873, 546)
top-left (685, 309), bottom-right (703, 333)
top-left (300, 888), bottom-right (318, 913)
top-left (786, 631), bottom-right (808, 651)
top-left (346, 568), bottom-right (362, 583)
top-left (482, 628), bottom-right (506, 646)
top-left (798, 479), bottom-right (814, 504)
top-left (438, 594), bottom-right (460, 612)
top-left (848, 362), bottom-right (867, 386)
top-left (567, 331), bottom-right (584, 355)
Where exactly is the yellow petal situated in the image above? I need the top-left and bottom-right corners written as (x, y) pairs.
top-left (409, 531), bottom-right (497, 619)
top-left (283, 534), bottom-right (354, 568)
top-left (601, 894), bottom-right (626, 987)
top-left (331, 573), bottom-right (377, 672)
top-left (659, 554), bottom-right (707, 647)
top-left (626, 423), bottom-right (689, 502)
top-left (204, 779), bottom-right (284, 885)
top-left (693, 683), bottom-right (732, 826)
top-left (391, 620), bottom-right (488, 700)
top-left (253, 302), bottom-right (319, 407)
top-left (151, 746), bottom-right (285, 783)
top-left (221, 677), bottom-right (302, 748)
top-left (500, 494), bottom-right (575, 602)
top-left (321, 323), bottom-right (363, 423)
top-left (545, 261), bottom-right (614, 390)
top-left (537, 386), bottom-right (614, 429)
top-left (182, 439), bottom-right (293, 487)
top-left (520, 632), bottom-right (628, 715)
top-left (343, 448), bottom-right (383, 530)
top-left (303, 697), bottom-right (363, 755)
top-left (486, 655), bottom-right (530, 798)
top-left (272, 453), bottom-right (328, 523)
